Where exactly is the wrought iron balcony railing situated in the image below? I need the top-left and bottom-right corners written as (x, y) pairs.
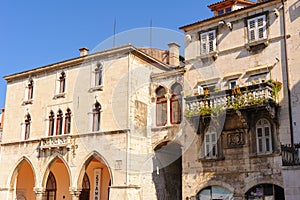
top-left (281, 143), bottom-right (300, 166)
top-left (185, 82), bottom-right (276, 117)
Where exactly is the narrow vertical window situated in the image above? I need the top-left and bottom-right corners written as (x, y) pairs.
top-left (49, 111), bottom-right (55, 136)
top-left (156, 86), bottom-right (167, 126)
top-left (65, 109), bottom-right (71, 134)
top-left (93, 102), bottom-right (101, 132)
top-left (256, 118), bottom-right (273, 154)
top-left (27, 80), bottom-right (34, 100)
top-left (202, 127), bottom-right (218, 159)
top-left (56, 110), bottom-right (63, 135)
top-left (170, 83), bottom-right (182, 124)
top-left (95, 63), bottom-right (103, 86)
top-left (59, 72), bottom-right (66, 93)
top-left (24, 114), bottom-right (31, 140)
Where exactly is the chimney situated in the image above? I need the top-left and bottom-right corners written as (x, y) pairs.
top-left (168, 42), bottom-right (180, 67)
top-left (79, 47), bottom-right (89, 56)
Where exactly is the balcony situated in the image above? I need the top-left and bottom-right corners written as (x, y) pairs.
top-left (40, 134), bottom-right (76, 151)
top-left (185, 82), bottom-right (277, 117)
top-left (281, 143), bottom-right (300, 166)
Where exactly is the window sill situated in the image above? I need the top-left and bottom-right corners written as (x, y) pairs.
top-left (199, 51), bottom-right (218, 60)
top-left (249, 152), bottom-right (280, 158)
top-left (198, 156), bottom-right (225, 162)
top-left (89, 85), bottom-right (103, 92)
top-left (245, 39), bottom-right (268, 51)
top-left (53, 93), bottom-right (66, 99)
top-left (22, 99), bottom-right (33, 105)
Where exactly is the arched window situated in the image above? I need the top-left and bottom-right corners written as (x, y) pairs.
top-left (197, 186), bottom-right (233, 200)
top-left (95, 63), bottom-right (103, 86)
top-left (24, 114), bottom-right (31, 140)
top-left (56, 110), bottom-right (63, 135)
top-left (93, 102), bottom-right (101, 132)
top-left (64, 108), bottom-right (71, 134)
top-left (156, 86), bottom-right (167, 126)
top-left (170, 83), bottom-right (182, 124)
top-left (59, 72), bottom-right (66, 94)
top-left (256, 118), bottom-right (272, 154)
top-left (49, 111), bottom-right (55, 136)
top-left (79, 173), bottom-right (90, 200)
top-left (43, 172), bottom-right (56, 200)
top-left (27, 79), bottom-right (34, 100)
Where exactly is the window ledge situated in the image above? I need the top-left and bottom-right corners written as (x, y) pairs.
top-left (53, 93), bottom-right (66, 99)
top-left (89, 85), bottom-right (103, 92)
top-left (249, 152), bottom-right (280, 158)
top-left (245, 39), bottom-right (268, 51)
top-left (22, 99), bottom-right (33, 105)
top-left (199, 51), bottom-right (218, 60)
top-left (198, 156), bottom-right (225, 162)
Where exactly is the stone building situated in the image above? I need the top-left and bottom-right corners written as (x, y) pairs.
top-left (0, 43), bottom-right (185, 200)
top-left (180, 0), bottom-right (300, 199)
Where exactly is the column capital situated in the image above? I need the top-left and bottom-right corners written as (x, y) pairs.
top-left (69, 187), bottom-right (82, 197)
top-left (34, 187), bottom-right (45, 194)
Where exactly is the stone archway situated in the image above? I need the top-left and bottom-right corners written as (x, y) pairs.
top-left (152, 142), bottom-right (182, 200)
top-left (77, 152), bottom-right (111, 200)
top-left (196, 185), bottom-right (233, 200)
top-left (245, 184), bottom-right (285, 200)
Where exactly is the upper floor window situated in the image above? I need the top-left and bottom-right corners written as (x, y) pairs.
top-left (92, 102), bottom-right (101, 132)
top-left (65, 108), bottom-right (71, 134)
top-left (256, 118), bottom-right (273, 154)
top-left (247, 15), bottom-right (267, 43)
top-left (200, 30), bottom-right (216, 55)
top-left (156, 86), bottom-right (167, 126)
top-left (95, 63), bottom-right (103, 86)
top-left (59, 72), bottom-right (66, 94)
top-left (49, 111), bottom-right (55, 136)
top-left (56, 110), bottom-right (63, 135)
top-left (24, 113), bottom-right (31, 140)
top-left (170, 83), bottom-right (182, 124)
top-left (228, 79), bottom-right (237, 89)
top-left (203, 127), bottom-right (218, 159)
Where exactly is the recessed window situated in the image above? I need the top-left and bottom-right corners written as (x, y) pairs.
top-left (218, 10), bottom-right (224, 15)
top-left (228, 80), bottom-right (237, 89)
top-left (92, 102), bottom-right (101, 132)
top-left (247, 72), bottom-right (268, 85)
top-left (95, 63), bottom-right (103, 87)
top-left (247, 15), bottom-right (267, 43)
top-left (156, 86), bottom-right (167, 126)
top-left (56, 110), bottom-right (63, 135)
top-left (225, 7), bottom-right (232, 13)
top-left (24, 113), bottom-right (31, 140)
top-left (27, 80), bottom-right (34, 100)
top-left (59, 72), bottom-right (66, 94)
top-left (170, 83), bottom-right (182, 124)
top-left (48, 111), bottom-right (55, 136)
top-left (256, 118), bottom-right (273, 154)
top-left (200, 30), bottom-right (216, 55)
top-left (64, 108), bottom-right (71, 134)
top-left (204, 128), bottom-right (218, 159)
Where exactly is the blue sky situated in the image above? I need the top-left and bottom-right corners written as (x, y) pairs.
top-left (0, 0), bottom-right (216, 108)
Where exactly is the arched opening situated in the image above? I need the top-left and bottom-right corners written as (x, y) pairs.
top-left (79, 173), bottom-right (90, 200)
top-left (78, 153), bottom-right (111, 200)
top-left (43, 172), bottom-right (56, 200)
top-left (152, 142), bottom-right (182, 200)
top-left (43, 157), bottom-right (71, 200)
top-left (13, 159), bottom-right (35, 200)
top-left (170, 83), bottom-right (182, 124)
top-left (196, 186), bottom-right (233, 200)
top-left (245, 184), bottom-right (285, 200)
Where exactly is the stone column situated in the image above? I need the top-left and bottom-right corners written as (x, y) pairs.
top-left (34, 187), bottom-right (44, 200)
top-left (69, 187), bottom-right (81, 200)
top-left (165, 92), bottom-right (172, 126)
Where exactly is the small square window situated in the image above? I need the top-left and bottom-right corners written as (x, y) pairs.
top-left (225, 7), bottom-right (232, 13)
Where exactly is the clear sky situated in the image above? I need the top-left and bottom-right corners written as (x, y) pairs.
top-left (0, 0), bottom-right (217, 108)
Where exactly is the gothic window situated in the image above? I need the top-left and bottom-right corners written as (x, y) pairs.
top-left (156, 86), bottom-right (167, 126)
top-left (49, 111), bottom-right (55, 136)
top-left (79, 173), bottom-right (90, 200)
top-left (56, 110), bottom-right (63, 135)
top-left (93, 102), bottom-right (101, 132)
top-left (95, 63), bottom-right (103, 86)
top-left (59, 72), bottom-right (66, 94)
top-left (64, 108), bottom-right (71, 134)
top-left (256, 118), bottom-right (273, 154)
top-left (24, 113), bottom-right (31, 140)
top-left (25, 79), bottom-right (34, 101)
top-left (170, 83), bottom-right (182, 124)
top-left (43, 172), bottom-right (56, 200)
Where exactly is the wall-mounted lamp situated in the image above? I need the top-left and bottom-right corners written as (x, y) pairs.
top-left (273, 5), bottom-right (283, 17)
top-left (218, 20), bottom-right (232, 31)
top-left (185, 34), bottom-right (192, 42)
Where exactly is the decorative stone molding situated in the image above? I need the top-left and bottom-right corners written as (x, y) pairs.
top-left (39, 135), bottom-right (77, 155)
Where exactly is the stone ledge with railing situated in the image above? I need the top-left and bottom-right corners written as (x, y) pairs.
top-left (40, 134), bottom-right (75, 150)
top-left (281, 143), bottom-right (300, 166)
top-left (185, 82), bottom-right (277, 117)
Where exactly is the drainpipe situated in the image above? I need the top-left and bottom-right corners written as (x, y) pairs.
top-left (281, 0), bottom-right (294, 146)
